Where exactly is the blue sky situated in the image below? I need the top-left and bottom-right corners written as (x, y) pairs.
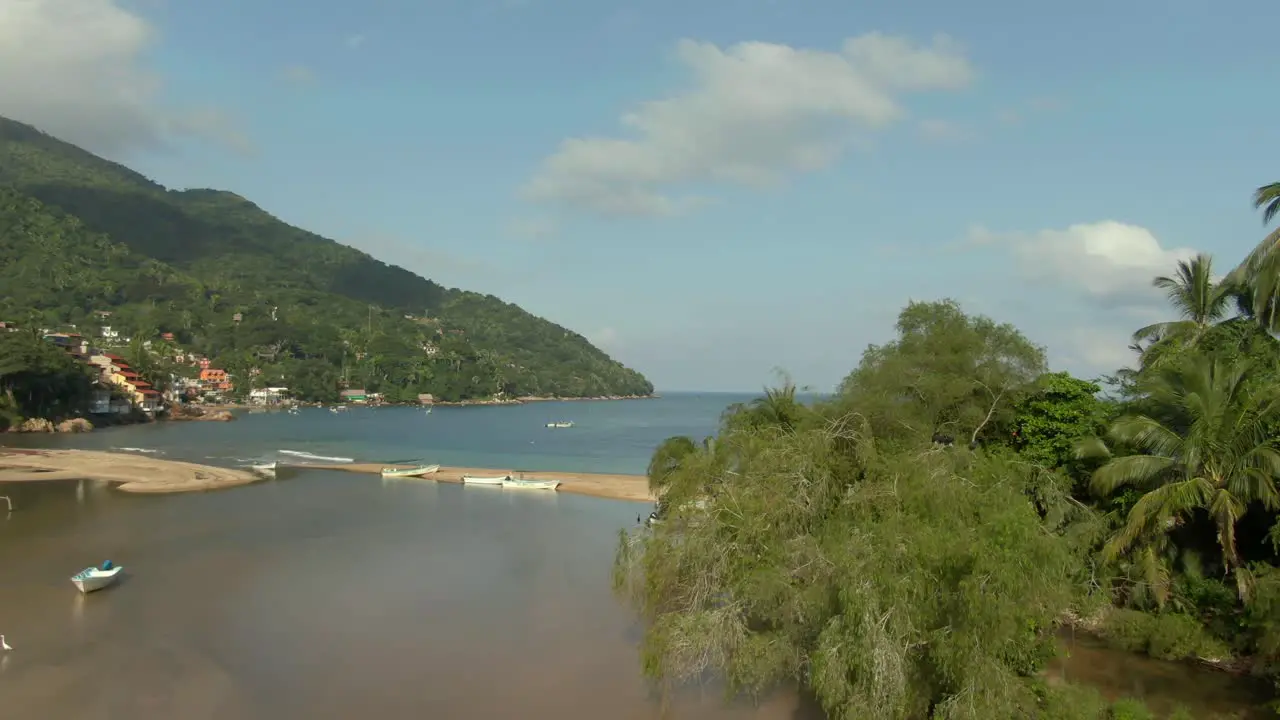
top-left (3, 0), bottom-right (1279, 391)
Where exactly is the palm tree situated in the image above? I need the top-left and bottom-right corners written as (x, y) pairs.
top-left (1229, 182), bottom-right (1280, 329)
top-left (1080, 355), bottom-right (1280, 577)
top-left (1132, 254), bottom-right (1233, 368)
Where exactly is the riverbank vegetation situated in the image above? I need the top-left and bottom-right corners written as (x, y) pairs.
top-left (0, 116), bottom-right (652, 402)
top-left (617, 183), bottom-right (1280, 719)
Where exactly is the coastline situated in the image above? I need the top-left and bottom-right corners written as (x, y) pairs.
top-left (192, 393), bottom-right (659, 412)
top-left (0, 449), bottom-right (654, 502)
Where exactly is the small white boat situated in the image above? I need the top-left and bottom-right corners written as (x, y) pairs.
top-left (380, 464), bottom-right (440, 478)
top-left (250, 462), bottom-right (277, 477)
top-left (71, 564), bottom-right (124, 594)
top-left (462, 474), bottom-right (508, 486)
top-left (545, 421), bottom-right (574, 428)
top-left (502, 477), bottom-right (560, 491)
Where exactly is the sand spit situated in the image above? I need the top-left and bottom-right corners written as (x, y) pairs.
top-left (307, 463), bottom-right (655, 503)
top-left (0, 449), bottom-right (261, 494)
top-left (0, 449), bottom-right (654, 502)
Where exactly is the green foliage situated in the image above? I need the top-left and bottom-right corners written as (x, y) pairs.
top-left (0, 115), bottom-right (652, 402)
top-left (0, 330), bottom-right (95, 428)
top-left (834, 299), bottom-right (1047, 448)
top-left (1099, 609), bottom-right (1229, 661)
top-left (617, 304), bottom-right (1082, 719)
top-left (1010, 372), bottom-right (1113, 477)
top-left (1107, 698), bottom-right (1155, 720)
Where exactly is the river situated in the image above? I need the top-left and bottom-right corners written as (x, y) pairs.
top-left (0, 397), bottom-right (1270, 718)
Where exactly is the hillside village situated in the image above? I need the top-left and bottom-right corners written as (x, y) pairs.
top-left (0, 315), bottom-right (293, 416)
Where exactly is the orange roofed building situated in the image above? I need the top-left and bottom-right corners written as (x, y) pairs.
top-left (200, 368), bottom-right (233, 393)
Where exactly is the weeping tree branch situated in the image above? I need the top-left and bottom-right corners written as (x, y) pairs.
top-left (970, 381), bottom-right (1005, 446)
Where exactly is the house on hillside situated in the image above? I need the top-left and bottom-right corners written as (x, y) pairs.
top-left (340, 389), bottom-right (368, 404)
top-left (249, 387), bottom-right (289, 405)
top-left (199, 368), bottom-right (233, 393)
top-left (100, 326), bottom-right (120, 340)
top-left (90, 353), bottom-right (162, 412)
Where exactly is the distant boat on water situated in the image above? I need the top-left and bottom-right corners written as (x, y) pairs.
top-left (545, 421), bottom-right (574, 428)
top-left (380, 464), bottom-right (440, 478)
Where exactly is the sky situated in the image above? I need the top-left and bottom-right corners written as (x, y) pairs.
top-left (1, 0), bottom-right (1278, 392)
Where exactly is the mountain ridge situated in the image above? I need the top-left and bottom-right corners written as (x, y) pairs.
top-left (0, 115), bottom-right (652, 402)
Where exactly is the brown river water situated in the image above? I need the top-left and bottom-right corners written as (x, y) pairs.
top-left (0, 471), bottom-right (1269, 719)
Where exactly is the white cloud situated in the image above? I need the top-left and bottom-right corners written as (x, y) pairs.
top-left (978, 221), bottom-right (1199, 309)
top-left (0, 0), bottom-right (250, 157)
top-left (522, 33), bottom-right (975, 216)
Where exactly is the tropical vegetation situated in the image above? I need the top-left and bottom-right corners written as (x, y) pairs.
top-left (0, 115), bottom-right (652, 404)
top-left (616, 182), bottom-right (1280, 718)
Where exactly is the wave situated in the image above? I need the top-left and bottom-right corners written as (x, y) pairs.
top-left (278, 449), bottom-right (354, 463)
top-left (114, 447), bottom-right (163, 454)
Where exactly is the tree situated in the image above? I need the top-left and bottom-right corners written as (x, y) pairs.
top-left (1231, 182), bottom-right (1280, 330)
top-left (1080, 355), bottom-right (1280, 582)
top-left (1009, 372), bottom-right (1112, 477)
top-left (616, 415), bottom-right (1078, 719)
top-left (835, 300), bottom-right (1046, 448)
top-left (1131, 253), bottom-right (1233, 368)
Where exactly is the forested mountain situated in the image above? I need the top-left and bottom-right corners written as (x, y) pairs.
top-left (0, 116), bottom-right (652, 402)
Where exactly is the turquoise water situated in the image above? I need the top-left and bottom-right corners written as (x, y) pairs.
top-left (13, 393), bottom-right (752, 473)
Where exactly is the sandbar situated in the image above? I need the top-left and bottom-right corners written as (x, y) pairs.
top-left (0, 449), bottom-right (261, 493)
top-left (308, 463), bottom-right (654, 502)
top-left (0, 449), bottom-right (655, 502)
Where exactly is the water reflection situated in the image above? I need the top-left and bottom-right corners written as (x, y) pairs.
top-left (1050, 628), bottom-right (1269, 719)
top-left (0, 471), bottom-right (812, 719)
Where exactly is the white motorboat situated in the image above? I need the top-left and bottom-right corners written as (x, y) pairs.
top-left (380, 464), bottom-right (440, 478)
top-left (462, 474), bottom-right (508, 486)
top-left (502, 478), bottom-right (560, 491)
top-left (71, 563), bottom-right (124, 594)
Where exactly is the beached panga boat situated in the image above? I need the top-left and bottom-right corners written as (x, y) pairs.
top-left (71, 562), bottom-right (123, 594)
top-left (502, 478), bottom-right (560, 491)
top-left (250, 461), bottom-right (277, 476)
top-left (462, 474), bottom-right (508, 486)
top-left (380, 464), bottom-right (440, 478)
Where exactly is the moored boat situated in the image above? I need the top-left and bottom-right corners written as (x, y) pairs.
top-left (380, 464), bottom-right (440, 478)
top-left (71, 562), bottom-right (123, 594)
top-left (502, 478), bottom-right (560, 491)
top-left (462, 474), bottom-right (508, 486)
top-left (251, 461), bottom-right (277, 477)
top-left (545, 421), bottom-right (574, 428)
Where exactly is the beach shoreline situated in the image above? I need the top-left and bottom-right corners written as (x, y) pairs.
top-left (0, 449), bottom-right (654, 502)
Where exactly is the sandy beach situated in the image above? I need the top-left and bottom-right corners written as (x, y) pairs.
top-left (0, 449), bottom-right (654, 502)
top-left (0, 449), bottom-right (261, 493)
top-left (311, 462), bottom-right (654, 502)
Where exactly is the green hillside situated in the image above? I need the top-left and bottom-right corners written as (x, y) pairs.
top-left (0, 117), bottom-right (652, 402)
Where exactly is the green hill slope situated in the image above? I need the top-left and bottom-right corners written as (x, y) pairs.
top-left (0, 117), bottom-right (652, 402)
